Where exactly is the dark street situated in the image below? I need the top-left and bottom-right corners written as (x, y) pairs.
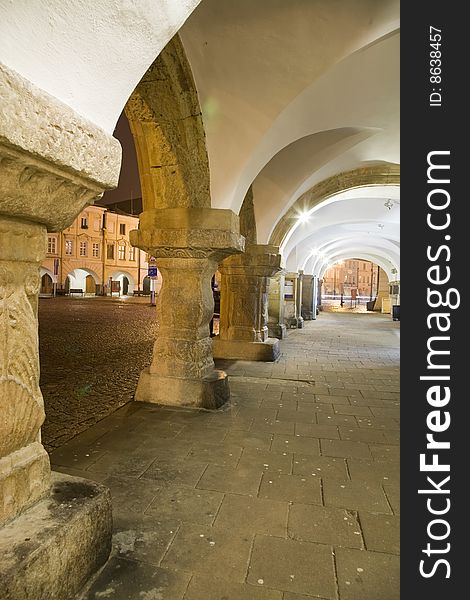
top-left (39, 296), bottom-right (157, 450)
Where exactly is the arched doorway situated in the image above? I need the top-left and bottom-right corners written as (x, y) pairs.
top-left (66, 268), bottom-right (100, 295)
top-left (85, 275), bottom-right (96, 294)
top-left (142, 276), bottom-right (151, 295)
top-left (110, 271), bottom-right (135, 296)
top-left (40, 273), bottom-right (53, 295)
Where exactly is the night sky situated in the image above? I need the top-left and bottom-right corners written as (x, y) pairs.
top-left (99, 111), bottom-right (142, 212)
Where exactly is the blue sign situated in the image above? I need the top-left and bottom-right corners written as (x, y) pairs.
top-left (148, 265), bottom-right (158, 278)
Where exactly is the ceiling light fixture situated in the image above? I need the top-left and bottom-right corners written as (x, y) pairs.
top-left (384, 199), bottom-right (394, 210)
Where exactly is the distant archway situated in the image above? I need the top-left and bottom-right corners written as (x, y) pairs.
top-left (111, 271), bottom-right (135, 295)
top-left (142, 276), bottom-right (151, 295)
top-left (66, 268), bottom-right (100, 294)
top-left (40, 273), bottom-right (53, 295)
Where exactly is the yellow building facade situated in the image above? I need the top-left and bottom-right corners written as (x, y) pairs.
top-left (40, 206), bottom-right (161, 296)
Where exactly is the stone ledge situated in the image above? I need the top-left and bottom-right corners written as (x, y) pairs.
top-left (0, 61), bottom-right (121, 190)
top-left (135, 368), bottom-right (230, 409)
top-left (212, 338), bottom-right (281, 362)
top-left (0, 472), bottom-right (112, 600)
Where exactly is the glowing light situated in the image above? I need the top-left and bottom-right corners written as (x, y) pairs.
top-left (298, 211), bottom-right (310, 224)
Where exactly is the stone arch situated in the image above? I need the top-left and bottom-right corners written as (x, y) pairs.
top-left (124, 34), bottom-right (211, 211)
top-left (40, 270), bottom-right (54, 295)
top-left (40, 266), bottom-right (56, 284)
top-left (110, 270), bottom-right (136, 296)
top-left (268, 164), bottom-right (400, 249)
top-left (65, 268), bottom-right (100, 294)
top-left (238, 186), bottom-right (257, 244)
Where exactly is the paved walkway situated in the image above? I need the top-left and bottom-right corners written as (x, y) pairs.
top-left (50, 312), bottom-right (400, 600)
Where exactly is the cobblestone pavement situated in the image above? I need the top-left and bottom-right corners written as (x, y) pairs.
top-left (48, 310), bottom-right (399, 599)
top-left (39, 296), bottom-right (157, 451)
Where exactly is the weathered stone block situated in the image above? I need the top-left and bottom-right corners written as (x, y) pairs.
top-left (212, 338), bottom-right (280, 362)
top-left (135, 367), bottom-right (230, 409)
top-left (0, 472), bottom-right (112, 600)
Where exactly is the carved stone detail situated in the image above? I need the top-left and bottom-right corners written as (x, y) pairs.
top-left (0, 217), bottom-right (51, 525)
top-left (218, 245), bottom-right (282, 344)
top-left (132, 206), bottom-right (244, 408)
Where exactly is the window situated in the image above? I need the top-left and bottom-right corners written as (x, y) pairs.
top-left (65, 240), bottom-right (73, 255)
top-left (129, 246), bottom-right (135, 261)
top-left (118, 244), bottom-right (126, 260)
top-left (107, 243), bottom-right (114, 260)
top-left (119, 223), bottom-right (126, 235)
top-left (108, 221), bottom-right (115, 233)
top-left (47, 236), bottom-right (56, 254)
top-left (93, 217), bottom-right (100, 232)
top-left (79, 241), bottom-right (87, 257)
top-left (92, 243), bottom-right (100, 258)
top-left (81, 216), bottom-right (88, 229)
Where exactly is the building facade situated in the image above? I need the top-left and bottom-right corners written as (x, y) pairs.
top-left (40, 206), bottom-right (162, 296)
top-left (322, 259), bottom-right (381, 299)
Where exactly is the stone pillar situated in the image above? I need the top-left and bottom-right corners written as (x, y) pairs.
top-left (301, 273), bottom-right (314, 320)
top-left (131, 208), bottom-right (244, 409)
top-left (0, 218), bottom-right (51, 525)
top-left (312, 275), bottom-right (318, 320)
top-left (0, 61), bottom-right (118, 599)
top-left (296, 270), bottom-right (304, 328)
top-left (268, 271), bottom-right (287, 339)
top-left (374, 267), bottom-right (390, 313)
top-left (284, 272), bottom-right (298, 327)
top-left (213, 244), bottom-right (281, 361)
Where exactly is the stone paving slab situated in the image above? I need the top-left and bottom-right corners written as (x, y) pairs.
top-left (335, 547), bottom-right (400, 600)
top-left (41, 310), bottom-right (400, 599)
top-left (184, 576), bottom-right (283, 600)
top-left (214, 494), bottom-right (289, 537)
top-left (160, 522), bottom-right (253, 582)
top-left (82, 557), bottom-right (191, 600)
top-left (247, 535), bottom-right (337, 598)
top-left (288, 503), bottom-right (363, 548)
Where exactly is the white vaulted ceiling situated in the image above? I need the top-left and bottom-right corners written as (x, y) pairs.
top-left (180, 0), bottom-right (400, 272)
top-left (1, 0), bottom-right (400, 273)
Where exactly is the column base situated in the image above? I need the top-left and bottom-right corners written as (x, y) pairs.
top-left (134, 368), bottom-right (230, 409)
top-left (0, 472), bottom-right (112, 600)
top-left (268, 323), bottom-right (287, 339)
top-left (0, 442), bottom-right (51, 526)
top-left (212, 337), bottom-right (280, 361)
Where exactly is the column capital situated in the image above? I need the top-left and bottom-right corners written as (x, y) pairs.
top-left (0, 62), bottom-right (122, 231)
top-left (130, 207), bottom-right (245, 262)
top-left (220, 243), bottom-right (281, 278)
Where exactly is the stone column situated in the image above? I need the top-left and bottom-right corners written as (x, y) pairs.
top-left (374, 267), bottom-right (390, 313)
top-left (312, 275), bottom-right (318, 320)
top-left (268, 271), bottom-right (287, 339)
top-left (0, 61), bottom-right (119, 599)
top-left (301, 273), bottom-right (314, 320)
top-left (0, 218), bottom-right (51, 524)
top-left (131, 208), bottom-right (244, 409)
top-left (284, 272), bottom-right (298, 327)
top-left (296, 270), bottom-right (304, 328)
top-left (213, 244), bottom-right (282, 361)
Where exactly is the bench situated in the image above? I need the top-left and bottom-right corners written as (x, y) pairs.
top-left (133, 290), bottom-right (150, 296)
top-left (68, 288), bottom-right (84, 296)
